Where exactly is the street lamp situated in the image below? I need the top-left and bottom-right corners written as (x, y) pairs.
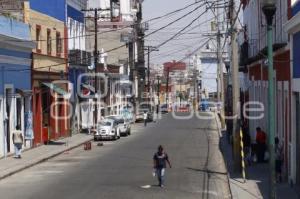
top-left (261, 0), bottom-right (276, 198)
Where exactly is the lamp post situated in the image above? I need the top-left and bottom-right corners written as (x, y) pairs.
top-left (261, 1), bottom-right (276, 198)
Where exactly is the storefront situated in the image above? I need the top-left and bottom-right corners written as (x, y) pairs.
top-left (285, 2), bottom-right (300, 185)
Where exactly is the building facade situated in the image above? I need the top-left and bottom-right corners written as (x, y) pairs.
top-left (240, 0), bottom-right (291, 182)
top-left (27, 0), bottom-right (70, 145)
top-left (284, 0), bottom-right (300, 187)
top-left (0, 16), bottom-right (35, 157)
top-left (66, 0), bottom-right (92, 134)
top-left (86, 0), bottom-right (144, 118)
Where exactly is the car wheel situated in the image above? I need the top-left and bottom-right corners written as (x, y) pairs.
top-left (117, 129), bottom-right (121, 139)
top-left (128, 129), bottom-right (131, 135)
top-left (94, 137), bottom-right (97, 141)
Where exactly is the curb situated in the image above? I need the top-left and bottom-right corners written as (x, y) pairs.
top-left (0, 138), bottom-right (93, 181)
top-left (214, 113), bottom-right (233, 199)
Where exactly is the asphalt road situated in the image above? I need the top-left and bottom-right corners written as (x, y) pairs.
top-left (0, 112), bottom-right (231, 199)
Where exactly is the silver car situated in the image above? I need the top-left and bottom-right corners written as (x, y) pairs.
top-left (105, 115), bottom-right (131, 136)
top-left (94, 119), bottom-right (119, 141)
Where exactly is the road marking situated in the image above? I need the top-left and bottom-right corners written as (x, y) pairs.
top-left (140, 185), bottom-right (152, 189)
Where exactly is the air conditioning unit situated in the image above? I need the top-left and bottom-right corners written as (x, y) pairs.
top-left (69, 50), bottom-right (81, 65)
top-left (82, 51), bottom-right (92, 66)
top-left (69, 50), bottom-right (92, 66)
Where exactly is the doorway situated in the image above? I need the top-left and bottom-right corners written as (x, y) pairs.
top-left (295, 93), bottom-right (300, 186)
top-left (5, 87), bottom-right (13, 153)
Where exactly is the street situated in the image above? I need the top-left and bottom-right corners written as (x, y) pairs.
top-left (0, 113), bottom-right (230, 199)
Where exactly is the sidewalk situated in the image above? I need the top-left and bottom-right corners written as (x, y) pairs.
top-left (0, 133), bottom-right (93, 180)
top-left (220, 131), bottom-right (299, 199)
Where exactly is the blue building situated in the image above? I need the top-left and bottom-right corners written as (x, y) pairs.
top-left (0, 16), bottom-right (35, 157)
top-left (285, 0), bottom-right (300, 187)
top-left (66, 0), bottom-right (92, 133)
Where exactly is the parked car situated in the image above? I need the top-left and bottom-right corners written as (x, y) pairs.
top-left (94, 119), bottom-right (119, 141)
top-left (199, 100), bottom-right (209, 111)
top-left (136, 103), bottom-right (154, 122)
top-left (105, 115), bottom-right (131, 136)
top-left (136, 110), bottom-right (153, 122)
top-left (135, 110), bottom-right (144, 121)
top-left (207, 103), bottom-right (217, 112)
top-left (160, 104), bottom-right (168, 113)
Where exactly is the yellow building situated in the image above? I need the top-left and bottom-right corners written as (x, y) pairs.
top-left (24, 2), bottom-right (70, 145)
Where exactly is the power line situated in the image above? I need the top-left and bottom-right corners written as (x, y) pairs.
top-left (2, 3), bottom-right (216, 72)
top-left (145, 0), bottom-right (205, 23)
top-left (2, 0), bottom-right (206, 43)
top-left (157, 5), bottom-right (212, 49)
top-left (145, 2), bottom-right (206, 38)
top-left (178, 38), bottom-right (212, 62)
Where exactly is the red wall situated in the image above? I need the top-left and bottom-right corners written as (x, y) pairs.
top-left (248, 50), bottom-right (290, 81)
top-left (33, 88), bottom-right (70, 145)
top-left (163, 61), bottom-right (186, 72)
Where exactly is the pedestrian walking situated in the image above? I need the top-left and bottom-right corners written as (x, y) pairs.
top-left (12, 125), bottom-right (23, 159)
top-left (153, 145), bottom-right (172, 187)
top-left (255, 127), bottom-right (266, 163)
top-left (143, 111), bottom-right (148, 127)
top-left (226, 112), bottom-right (233, 144)
top-left (275, 137), bottom-right (283, 183)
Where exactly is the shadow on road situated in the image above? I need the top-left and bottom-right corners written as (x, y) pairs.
top-left (186, 167), bottom-right (228, 176)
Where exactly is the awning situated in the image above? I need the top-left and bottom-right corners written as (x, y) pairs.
top-left (42, 82), bottom-right (68, 96)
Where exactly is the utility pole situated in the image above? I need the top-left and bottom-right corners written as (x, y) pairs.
top-left (193, 70), bottom-right (197, 111)
top-left (157, 76), bottom-right (160, 114)
top-left (229, 0), bottom-right (241, 170)
top-left (179, 72), bottom-right (183, 107)
top-left (262, 1), bottom-right (276, 198)
top-left (165, 66), bottom-right (170, 107)
top-left (82, 8), bottom-right (110, 124)
top-left (147, 46), bottom-right (150, 93)
top-left (144, 46), bottom-right (159, 105)
top-left (145, 46), bottom-right (159, 91)
top-left (216, 2), bottom-right (225, 126)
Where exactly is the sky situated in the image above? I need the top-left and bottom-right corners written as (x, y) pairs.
top-left (142, 0), bottom-right (225, 66)
top-left (142, 0), bottom-right (230, 93)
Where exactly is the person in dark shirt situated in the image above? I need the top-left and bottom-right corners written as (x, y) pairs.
top-left (153, 145), bottom-right (172, 187)
top-left (255, 127), bottom-right (267, 163)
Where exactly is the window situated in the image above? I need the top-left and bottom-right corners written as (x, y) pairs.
top-left (16, 98), bottom-right (22, 130)
top-left (36, 25), bottom-right (41, 53)
top-left (56, 32), bottom-right (62, 56)
top-left (47, 29), bottom-right (52, 55)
